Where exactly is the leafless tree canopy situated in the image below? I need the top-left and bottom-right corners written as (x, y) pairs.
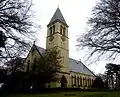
top-left (0, 0), bottom-right (37, 61)
top-left (77, 0), bottom-right (120, 61)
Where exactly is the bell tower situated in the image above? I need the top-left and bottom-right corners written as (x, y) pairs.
top-left (46, 7), bottom-right (69, 73)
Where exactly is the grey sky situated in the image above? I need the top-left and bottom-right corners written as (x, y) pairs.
top-left (32, 0), bottom-right (107, 74)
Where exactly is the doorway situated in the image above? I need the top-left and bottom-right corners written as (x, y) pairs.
top-left (60, 75), bottom-right (67, 88)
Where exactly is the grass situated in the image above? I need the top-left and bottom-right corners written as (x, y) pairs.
top-left (1, 91), bottom-right (120, 97)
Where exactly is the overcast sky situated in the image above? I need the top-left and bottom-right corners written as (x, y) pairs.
top-left (32, 0), bottom-right (107, 74)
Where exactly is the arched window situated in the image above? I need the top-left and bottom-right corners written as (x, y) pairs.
top-left (88, 79), bottom-right (90, 87)
top-left (84, 78), bottom-right (86, 86)
top-left (83, 78), bottom-right (85, 86)
top-left (50, 27), bottom-right (52, 35)
top-left (63, 27), bottom-right (66, 36)
top-left (85, 78), bottom-right (87, 87)
top-left (77, 77), bottom-right (79, 87)
top-left (80, 77), bottom-right (82, 87)
top-left (92, 79), bottom-right (94, 86)
top-left (71, 76), bottom-right (74, 87)
top-left (86, 78), bottom-right (88, 87)
top-left (53, 25), bottom-right (55, 34)
top-left (60, 25), bottom-right (63, 34)
top-left (74, 76), bottom-right (76, 86)
top-left (90, 79), bottom-right (92, 87)
top-left (60, 75), bottom-right (67, 88)
top-left (89, 78), bottom-right (91, 87)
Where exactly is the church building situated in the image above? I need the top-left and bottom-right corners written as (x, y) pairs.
top-left (25, 7), bottom-right (96, 88)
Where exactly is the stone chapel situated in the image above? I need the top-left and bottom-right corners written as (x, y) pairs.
top-left (25, 7), bottom-right (96, 88)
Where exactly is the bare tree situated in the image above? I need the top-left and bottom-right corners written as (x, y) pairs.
top-left (5, 57), bottom-right (25, 73)
top-left (0, 0), bottom-right (38, 61)
top-left (77, 0), bottom-right (120, 61)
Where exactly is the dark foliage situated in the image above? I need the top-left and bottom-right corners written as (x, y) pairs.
top-left (2, 72), bottom-right (25, 92)
top-left (0, 68), bottom-right (7, 83)
top-left (92, 76), bottom-right (105, 88)
top-left (0, 57), bottom-right (29, 92)
top-left (105, 63), bottom-right (120, 89)
top-left (0, 48), bottom-right (62, 92)
top-left (27, 47), bottom-right (62, 90)
top-left (77, 0), bottom-right (120, 61)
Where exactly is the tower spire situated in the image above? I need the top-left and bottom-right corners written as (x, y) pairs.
top-left (46, 7), bottom-right (69, 73)
top-left (48, 7), bottom-right (68, 26)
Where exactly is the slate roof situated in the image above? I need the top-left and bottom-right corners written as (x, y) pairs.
top-left (35, 45), bottom-right (95, 76)
top-left (69, 58), bottom-right (95, 76)
top-left (48, 7), bottom-right (67, 25)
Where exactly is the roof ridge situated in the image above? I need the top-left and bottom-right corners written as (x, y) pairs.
top-left (79, 61), bottom-right (96, 77)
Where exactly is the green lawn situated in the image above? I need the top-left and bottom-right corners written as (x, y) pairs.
top-left (1, 91), bottom-right (120, 97)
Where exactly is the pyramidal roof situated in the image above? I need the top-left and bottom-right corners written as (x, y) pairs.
top-left (48, 7), bottom-right (68, 26)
